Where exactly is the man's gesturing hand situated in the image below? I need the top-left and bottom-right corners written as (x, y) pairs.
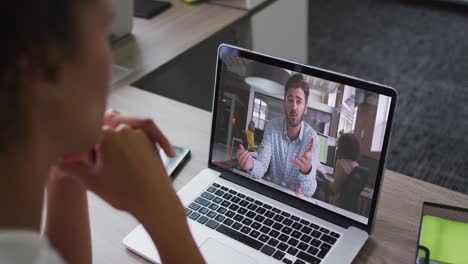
top-left (292, 138), bottom-right (314, 174)
top-left (236, 145), bottom-right (254, 171)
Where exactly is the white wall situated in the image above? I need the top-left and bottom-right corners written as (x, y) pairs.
top-left (251, 0), bottom-right (308, 64)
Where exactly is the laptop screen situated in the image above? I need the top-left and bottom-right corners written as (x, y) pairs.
top-left (210, 45), bottom-right (395, 225)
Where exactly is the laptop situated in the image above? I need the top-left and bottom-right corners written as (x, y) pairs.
top-left (123, 44), bottom-right (398, 264)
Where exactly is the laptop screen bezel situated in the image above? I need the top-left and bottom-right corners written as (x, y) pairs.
top-left (208, 44), bottom-right (398, 234)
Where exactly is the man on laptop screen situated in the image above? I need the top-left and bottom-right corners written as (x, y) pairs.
top-left (236, 73), bottom-right (320, 198)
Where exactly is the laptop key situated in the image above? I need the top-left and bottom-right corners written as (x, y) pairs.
top-left (311, 239), bottom-right (321, 247)
top-left (195, 197), bottom-right (210, 207)
top-left (251, 222), bottom-right (261, 230)
top-left (239, 200), bottom-right (249, 207)
top-left (229, 189), bottom-right (237, 195)
top-left (212, 183), bottom-right (220, 188)
top-left (230, 197), bottom-right (241, 204)
top-left (273, 250), bottom-right (286, 260)
top-left (274, 215), bottom-right (285, 222)
top-left (229, 204), bottom-right (240, 211)
top-left (273, 223), bottom-right (284, 231)
top-left (283, 258), bottom-right (293, 264)
top-left (188, 203), bottom-right (200, 211)
top-left (292, 222), bottom-right (303, 230)
top-left (291, 230), bottom-right (302, 239)
top-left (220, 186), bottom-right (229, 191)
top-left (278, 234), bottom-right (289, 242)
top-left (319, 227), bottom-right (330, 234)
top-left (254, 215), bottom-right (265, 223)
top-left (330, 232), bottom-right (340, 239)
top-left (216, 225), bottom-right (264, 250)
top-left (246, 211), bottom-right (256, 219)
top-left (269, 230), bottom-right (280, 238)
top-left (281, 212), bottom-right (291, 217)
top-left (213, 197), bottom-right (223, 204)
top-left (198, 207), bottom-right (209, 215)
top-left (242, 218), bottom-right (253, 226)
top-left (264, 219), bottom-right (274, 226)
top-left (246, 197), bottom-right (255, 202)
top-left (214, 215), bottom-right (225, 222)
top-left (214, 190), bottom-right (225, 196)
top-left (240, 226), bottom-right (252, 234)
top-left (232, 222), bottom-right (242, 230)
top-left (283, 219), bottom-right (293, 226)
top-left (300, 219), bottom-right (310, 226)
top-left (287, 247), bottom-right (298, 256)
top-left (249, 230), bottom-right (260, 238)
top-left (311, 230), bottom-right (321, 238)
top-left (307, 246), bottom-right (319, 256)
top-left (201, 192), bottom-right (214, 200)
top-left (300, 234), bottom-right (312, 243)
top-left (207, 210), bottom-right (217, 218)
top-left (267, 238), bottom-right (279, 247)
top-left (259, 234), bottom-right (269, 242)
top-left (310, 223), bottom-right (320, 229)
top-left (216, 207), bottom-right (227, 214)
top-left (225, 210), bottom-right (236, 218)
top-left (247, 204), bottom-right (258, 211)
top-left (272, 208), bottom-right (281, 213)
top-left (208, 203), bottom-right (219, 210)
top-left (186, 208), bottom-right (193, 216)
top-left (254, 200), bottom-right (263, 206)
top-left (221, 200), bottom-right (231, 207)
top-left (282, 227), bottom-right (292, 235)
top-left (260, 245), bottom-right (275, 256)
top-left (297, 251), bottom-right (321, 264)
top-left (277, 242), bottom-right (288, 251)
top-left (206, 219), bottom-right (219, 229)
top-left (256, 207), bottom-right (266, 215)
top-left (207, 186), bottom-right (216, 193)
top-left (223, 193), bottom-right (233, 200)
top-left (317, 244), bottom-right (331, 258)
top-left (238, 208), bottom-right (248, 215)
top-left (291, 215), bottom-right (300, 221)
top-left (301, 226), bottom-right (312, 235)
top-left (234, 214), bottom-right (244, 222)
top-left (264, 211), bottom-right (275, 219)
top-left (260, 226), bottom-right (271, 234)
top-left (262, 204), bottom-right (272, 209)
top-left (189, 212), bottom-right (200, 220)
top-left (320, 234), bottom-right (337, 245)
top-left (197, 216), bottom-right (209, 224)
top-left (223, 218), bottom-right (234, 226)
top-left (298, 242), bottom-right (309, 251)
top-left (237, 193), bottom-right (246, 198)
top-left (287, 238), bottom-right (299, 247)
top-left (294, 260), bottom-right (306, 264)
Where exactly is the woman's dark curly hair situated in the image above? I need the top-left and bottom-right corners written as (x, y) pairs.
top-left (0, 0), bottom-right (88, 152)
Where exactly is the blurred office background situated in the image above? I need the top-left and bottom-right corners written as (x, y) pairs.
top-left (134, 0), bottom-right (468, 195)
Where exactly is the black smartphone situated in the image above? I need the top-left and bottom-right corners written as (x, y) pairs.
top-left (159, 145), bottom-right (191, 176)
top-left (134, 0), bottom-right (172, 19)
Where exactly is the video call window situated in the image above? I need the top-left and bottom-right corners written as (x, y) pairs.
top-left (211, 55), bottom-right (392, 225)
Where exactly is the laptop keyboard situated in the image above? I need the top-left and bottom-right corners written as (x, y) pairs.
top-left (185, 183), bottom-right (341, 264)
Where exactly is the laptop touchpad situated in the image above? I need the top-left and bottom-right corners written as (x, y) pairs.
top-left (200, 238), bottom-right (257, 264)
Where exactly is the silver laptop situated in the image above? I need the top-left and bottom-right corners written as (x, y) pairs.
top-left (123, 44), bottom-right (398, 264)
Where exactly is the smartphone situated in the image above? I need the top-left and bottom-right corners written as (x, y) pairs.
top-left (134, 0), bottom-right (172, 19)
top-left (159, 145), bottom-right (191, 176)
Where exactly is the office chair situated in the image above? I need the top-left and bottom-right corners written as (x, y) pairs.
top-left (339, 166), bottom-right (369, 214)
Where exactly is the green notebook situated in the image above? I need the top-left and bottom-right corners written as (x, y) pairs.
top-left (419, 215), bottom-right (468, 264)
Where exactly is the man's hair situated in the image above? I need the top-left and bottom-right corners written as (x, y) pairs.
top-left (337, 133), bottom-right (361, 161)
top-left (284, 73), bottom-right (310, 102)
top-left (0, 0), bottom-right (86, 152)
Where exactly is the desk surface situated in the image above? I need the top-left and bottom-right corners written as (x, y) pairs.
top-left (96, 85), bottom-right (468, 264)
top-left (111, 0), bottom-right (273, 89)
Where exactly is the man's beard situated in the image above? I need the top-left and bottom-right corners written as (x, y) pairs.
top-left (286, 110), bottom-right (305, 128)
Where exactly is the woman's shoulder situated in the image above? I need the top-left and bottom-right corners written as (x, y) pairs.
top-left (0, 230), bottom-right (64, 264)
